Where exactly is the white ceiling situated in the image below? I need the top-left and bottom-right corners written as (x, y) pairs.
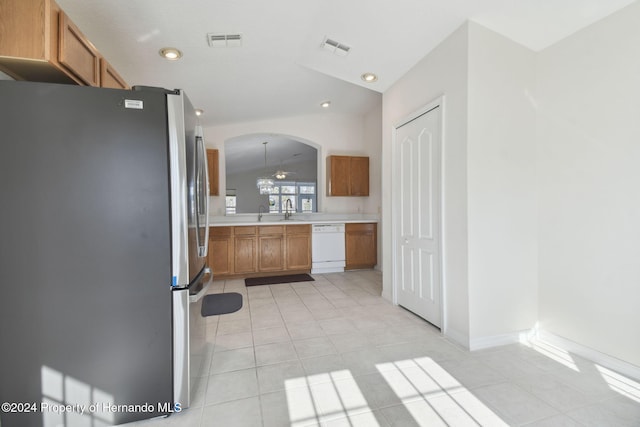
top-left (57, 0), bottom-right (635, 127)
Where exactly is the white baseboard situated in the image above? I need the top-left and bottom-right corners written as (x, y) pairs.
top-left (469, 328), bottom-right (536, 351)
top-left (444, 327), bottom-right (469, 349)
top-left (537, 330), bottom-right (640, 381)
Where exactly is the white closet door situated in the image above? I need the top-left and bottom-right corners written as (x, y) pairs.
top-left (395, 105), bottom-right (442, 327)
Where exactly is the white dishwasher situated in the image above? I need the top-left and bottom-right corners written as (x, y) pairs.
top-left (311, 224), bottom-right (346, 274)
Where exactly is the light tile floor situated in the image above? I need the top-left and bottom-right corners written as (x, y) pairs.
top-left (126, 271), bottom-right (640, 427)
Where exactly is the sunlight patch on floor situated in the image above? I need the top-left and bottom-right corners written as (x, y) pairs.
top-left (377, 357), bottom-right (509, 426)
top-left (596, 365), bottom-right (640, 403)
top-left (283, 358), bottom-right (509, 426)
top-left (285, 370), bottom-right (378, 426)
top-left (526, 339), bottom-right (580, 371)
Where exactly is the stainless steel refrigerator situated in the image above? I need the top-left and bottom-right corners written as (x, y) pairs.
top-left (0, 81), bottom-right (210, 427)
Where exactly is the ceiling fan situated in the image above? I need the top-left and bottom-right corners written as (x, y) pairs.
top-left (272, 168), bottom-right (297, 180)
top-left (271, 156), bottom-right (299, 180)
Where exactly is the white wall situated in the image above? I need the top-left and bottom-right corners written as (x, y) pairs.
top-left (383, 22), bottom-right (538, 348)
top-left (466, 23), bottom-right (538, 345)
top-left (363, 101), bottom-right (383, 267)
top-left (0, 71), bottom-right (14, 80)
top-left (383, 24), bottom-right (470, 345)
top-left (362, 101), bottom-right (383, 217)
top-left (203, 108), bottom-right (382, 217)
top-left (536, 1), bottom-right (640, 366)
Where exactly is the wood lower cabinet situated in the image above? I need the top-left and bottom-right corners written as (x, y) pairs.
top-left (286, 225), bottom-right (312, 270)
top-left (209, 227), bottom-right (233, 276)
top-left (233, 227), bottom-right (257, 274)
top-left (209, 224), bottom-right (310, 278)
top-left (345, 223), bottom-right (377, 270)
top-left (258, 226), bottom-right (285, 272)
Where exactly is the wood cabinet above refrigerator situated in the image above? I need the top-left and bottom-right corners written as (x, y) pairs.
top-left (0, 0), bottom-right (129, 89)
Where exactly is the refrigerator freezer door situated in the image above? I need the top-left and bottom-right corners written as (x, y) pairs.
top-left (172, 287), bottom-right (190, 407)
top-left (172, 268), bottom-right (212, 408)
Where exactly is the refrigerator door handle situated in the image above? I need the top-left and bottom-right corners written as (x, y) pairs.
top-left (189, 267), bottom-right (212, 303)
top-left (195, 134), bottom-right (210, 257)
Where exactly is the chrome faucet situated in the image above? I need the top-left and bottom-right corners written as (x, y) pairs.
top-left (284, 199), bottom-right (294, 220)
top-left (258, 204), bottom-right (267, 222)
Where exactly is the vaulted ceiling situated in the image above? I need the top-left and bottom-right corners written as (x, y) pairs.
top-left (57, 0), bottom-right (635, 127)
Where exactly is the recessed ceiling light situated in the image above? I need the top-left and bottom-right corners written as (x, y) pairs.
top-left (195, 109), bottom-right (204, 116)
top-left (320, 101), bottom-right (331, 108)
top-left (361, 72), bottom-right (378, 83)
top-left (159, 47), bottom-right (182, 60)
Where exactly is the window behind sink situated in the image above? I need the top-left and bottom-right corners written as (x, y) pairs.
top-left (268, 181), bottom-right (316, 213)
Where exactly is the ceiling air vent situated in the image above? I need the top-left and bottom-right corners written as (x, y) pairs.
top-left (322, 37), bottom-right (350, 56)
top-left (207, 33), bottom-right (243, 48)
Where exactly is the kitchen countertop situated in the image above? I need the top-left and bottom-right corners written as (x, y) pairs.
top-left (208, 213), bottom-right (379, 227)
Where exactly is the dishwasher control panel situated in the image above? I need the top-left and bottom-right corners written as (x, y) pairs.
top-left (312, 224), bottom-right (345, 233)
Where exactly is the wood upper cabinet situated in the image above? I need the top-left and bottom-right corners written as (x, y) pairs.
top-left (58, 10), bottom-right (100, 86)
top-left (349, 156), bottom-right (370, 196)
top-left (100, 58), bottom-right (128, 89)
top-left (207, 149), bottom-right (219, 196)
top-left (345, 223), bottom-right (377, 270)
top-left (286, 225), bottom-right (311, 270)
top-left (327, 155), bottom-right (369, 196)
top-left (0, 0), bottom-right (73, 84)
top-left (0, 0), bottom-right (127, 88)
top-left (327, 156), bottom-right (350, 196)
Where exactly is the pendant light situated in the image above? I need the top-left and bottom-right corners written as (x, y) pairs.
top-left (256, 142), bottom-right (274, 194)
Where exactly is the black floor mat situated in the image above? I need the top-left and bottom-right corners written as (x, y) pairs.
top-left (201, 292), bottom-right (243, 317)
top-left (245, 273), bottom-right (314, 287)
